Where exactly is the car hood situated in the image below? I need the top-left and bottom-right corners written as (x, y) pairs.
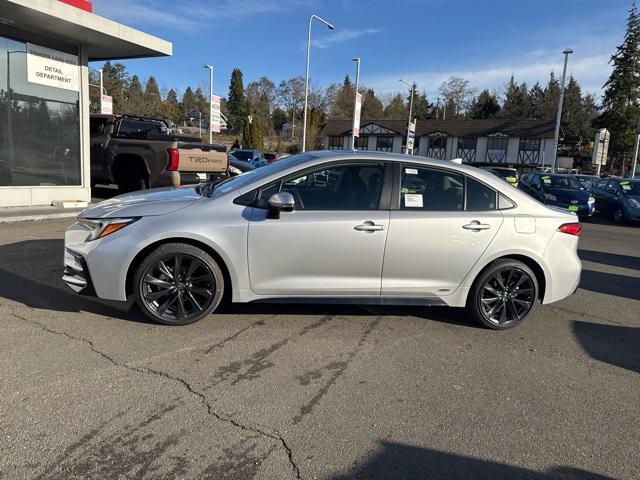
top-left (80, 186), bottom-right (204, 219)
top-left (547, 188), bottom-right (590, 203)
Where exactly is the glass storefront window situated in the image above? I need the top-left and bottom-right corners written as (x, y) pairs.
top-left (0, 35), bottom-right (80, 186)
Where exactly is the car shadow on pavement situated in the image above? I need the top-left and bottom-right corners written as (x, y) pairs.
top-left (0, 239), bottom-right (480, 328)
top-left (0, 239), bottom-right (149, 324)
top-left (327, 441), bottom-right (614, 480)
top-left (578, 249), bottom-right (640, 271)
top-left (579, 269), bottom-right (640, 301)
top-left (573, 321), bottom-right (640, 375)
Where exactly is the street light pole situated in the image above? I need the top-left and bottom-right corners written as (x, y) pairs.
top-left (399, 78), bottom-right (415, 154)
top-left (302, 14), bottom-right (335, 153)
top-left (552, 48), bottom-right (573, 173)
top-left (204, 64), bottom-right (214, 144)
top-left (631, 121), bottom-right (640, 179)
top-left (351, 57), bottom-right (361, 150)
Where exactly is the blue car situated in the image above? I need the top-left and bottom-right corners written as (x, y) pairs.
top-left (519, 173), bottom-right (595, 219)
top-left (591, 178), bottom-right (640, 224)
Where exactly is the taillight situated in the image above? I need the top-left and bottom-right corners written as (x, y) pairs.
top-left (558, 222), bottom-right (582, 236)
top-left (167, 148), bottom-right (179, 171)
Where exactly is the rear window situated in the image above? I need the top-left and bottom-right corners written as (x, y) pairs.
top-left (117, 118), bottom-right (167, 138)
top-left (231, 151), bottom-right (253, 161)
top-left (466, 177), bottom-right (497, 211)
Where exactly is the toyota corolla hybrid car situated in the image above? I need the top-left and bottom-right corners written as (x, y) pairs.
top-left (63, 151), bottom-right (582, 330)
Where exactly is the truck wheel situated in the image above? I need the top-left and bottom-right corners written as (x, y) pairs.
top-left (117, 167), bottom-right (147, 194)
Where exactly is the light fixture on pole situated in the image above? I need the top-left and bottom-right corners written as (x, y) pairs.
top-left (351, 57), bottom-right (361, 150)
top-left (399, 78), bottom-right (415, 154)
top-left (204, 64), bottom-right (214, 144)
top-left (302, 14), bottom-right (335, 152)
top-left (552, 48), bottom-right (573, 173)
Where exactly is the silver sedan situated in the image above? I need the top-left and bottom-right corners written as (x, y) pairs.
top-left (63, 151), bottom-right (582, 329)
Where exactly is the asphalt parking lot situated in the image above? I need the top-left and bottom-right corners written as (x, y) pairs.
top-left (1, 215), bottom-right (639, 480)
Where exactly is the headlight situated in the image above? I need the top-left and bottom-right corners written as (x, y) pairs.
top-left (544, 193), bottom-right (557, 201)
top-left (228, 165), bottom-right (243, 175)
top-left (629, 197), bottom-right (640, 209)
top-left (78, 218), bottom-right (138, 241)
top-left (588, 196), bottom-right (595, 204)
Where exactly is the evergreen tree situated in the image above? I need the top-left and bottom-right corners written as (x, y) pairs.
top-left (271, 107), bottom-right (288, 132)
top-left (227, 68), bottom-right (247, 132)
top-left (160, 88), bottom-right (180, 123)
top-left (329, 75), bottom-right (355, 120)
top-left (125, 75), bottom-right (144, 114)
top-left (383, 93), bottom-right (408, 119)
top-left (499, 76), bottom-right (531, 119)
top-left (541, 72), bottom-right (560, 120)
top-left (412, 88), bottom-right (432, 121)
top-left (181, 87), bottom-right (197, 121)
top-left (561, 76), bottom-right (584, 139)
top-left (529, 82), bottom-right (546, 119)
top-left (361, 88), bottom-right (384, 119)
top-left (143, 76), bottom-right (162, 117)
top-left (596, 2), bottom-right (640, 165)
top-left (468, 89), bottom-right (501, 119)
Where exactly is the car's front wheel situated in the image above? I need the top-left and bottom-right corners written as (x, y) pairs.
top-left (613, 208), bottom-right (625, 224)
top-left (468, 259), bottom-right (539, 330)
top-left (133, 243), bottom-right (224, 325)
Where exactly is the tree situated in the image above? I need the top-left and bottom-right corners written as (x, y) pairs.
top-left (181, 87), bottom-right (197, 121)
top-left (159, 88), bottom-right (180, 123)
top-left (271, 107), bottom-right (288, 132)
top-left (329, 75), bottom-right (355, 120)
top-left (227, 68), bottom-right (247, 132)
top-left (468, 89), bottom-right (501, 119)
top-left (275, 77), bottom-right (305, 137)
top-left (246, 76), bottom-right (275, 134)
top-left (361, 88), bottom-right (384, 119)
top-left (439, 76), bottom-right (476, 118)
top-left (541, 72), bottom-right (560, 121)
top-left (143, 76), bottom-right (162, 117)
top-left (596, 2), bottom-right (640, 167)
top-left (529, 82), bottom-right (546, 119)
top-left (243, 116), bottom-right (265, 150)
top-left (412, 87), bottom-right (433, 121)
top-left (499, 76), bottom-right (531, 119)
top-left (383, 93), bottom-right (407, 119)
top-left (124, 75), bottom-right (144, 114)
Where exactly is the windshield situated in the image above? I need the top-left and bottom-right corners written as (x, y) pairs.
top-left (619, 180), bottom-right (640, 195)
top-left (198, 153), bottom-right (316, 197)
top-left (542, 175), bottom-right (582, 190)
top-left (230, 150), bottom-right (253, 161)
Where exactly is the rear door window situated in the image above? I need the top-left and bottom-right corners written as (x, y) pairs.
top-left (400, 166), bottom-right (464, 211)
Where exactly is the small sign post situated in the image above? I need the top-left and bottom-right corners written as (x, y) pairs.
top-left (100, 94), bottom-right (113, 115)
top-left (406, 120), bottom-right (416, 154)
top-left (592, 128), bottom-right (610, 176)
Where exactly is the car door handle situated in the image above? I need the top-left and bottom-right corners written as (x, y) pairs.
top-left (354, 221), bottom-right (385, 232)
top-left (462, 221), bottom-right (491, 231)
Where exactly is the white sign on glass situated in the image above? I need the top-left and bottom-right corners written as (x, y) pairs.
top-left (26, 43), bottom-right (79, 92)
top-left (101, 95), bottom-right (113, 115)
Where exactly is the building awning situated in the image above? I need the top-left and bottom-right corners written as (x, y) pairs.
top-left (1, 0), bottom-right (172, 60)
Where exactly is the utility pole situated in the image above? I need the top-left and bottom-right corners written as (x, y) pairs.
top-left (350, 57), bottom-right (361, 150)
top-left (204, 65), bottom-right (214, 144)
top-left (399, 78), bottom-right (415, 154)
top-left (552, 48), bottom-right (573, 173)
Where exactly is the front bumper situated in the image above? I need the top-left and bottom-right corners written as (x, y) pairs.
top-left (62, 248), bottom-right (96, 296)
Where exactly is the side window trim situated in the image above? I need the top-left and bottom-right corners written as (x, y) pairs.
top-left (236, 160), bottom-right (388, 211)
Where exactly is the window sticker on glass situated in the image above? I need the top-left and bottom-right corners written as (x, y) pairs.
top-left (620, 182), bottom-right (631, 191)
top-left (405, 168), bottom-right (418, 175)
top-left (542, 176), bottom-right (551, 184)
top-left (404, 193), bottom-right (423, 208)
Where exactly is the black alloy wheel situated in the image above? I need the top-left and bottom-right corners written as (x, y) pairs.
top-left (614, 208), bottom-right (625, 224)
top-left (134, 243), bottom-right (224, 325)
top-left (469, 259), bottom-right (538, 329)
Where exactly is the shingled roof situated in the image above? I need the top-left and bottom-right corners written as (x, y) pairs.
top-left (321, 119), bottom-right (556, 138)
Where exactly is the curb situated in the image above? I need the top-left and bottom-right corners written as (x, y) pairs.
top-left (0, 211), bottom-right (81, 224)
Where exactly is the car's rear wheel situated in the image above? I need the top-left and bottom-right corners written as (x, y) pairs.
top-left (468, 259), bottom-right (538, 330)
top-left (133, 243), bottom-right (224, 325)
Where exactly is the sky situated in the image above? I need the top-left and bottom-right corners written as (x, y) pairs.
top-left (90, 0), bottom-right (633, 101)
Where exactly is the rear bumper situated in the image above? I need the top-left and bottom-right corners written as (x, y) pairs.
top-left (541, 231), bottom-right (582, 304)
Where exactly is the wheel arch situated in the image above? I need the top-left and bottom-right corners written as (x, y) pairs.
top-left (470, 253), bottom-right (547, 302)
top-left (112, 153), bottom-right (150, 186)
top-left (125, 237), bottom-right (233, 303)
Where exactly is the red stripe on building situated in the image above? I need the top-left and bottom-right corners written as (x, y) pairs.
top-left (58, 0), bottom-right (93, 12)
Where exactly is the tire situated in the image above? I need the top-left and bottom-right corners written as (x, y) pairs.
top-left (468, 259), bottom-right (539, 330)
top-left (613, 208), bottom-right (625, 224)
top-left (133, 243), bottom-right (224, 325)
top-left (117, 167), bottom-right (147, 194)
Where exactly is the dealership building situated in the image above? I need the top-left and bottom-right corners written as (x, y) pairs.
top-left (0, 0), bottom-right (171, 208)
top-left (320, 119), bottom-right (557, 169)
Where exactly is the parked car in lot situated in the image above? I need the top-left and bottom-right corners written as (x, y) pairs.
top-left (519, 173), bottom-right (595, 219)
top-left (575, 174), bottom-right (600, 192)
top-left (591, 178), bottom-right (640, 223)
top-left (480, 166), bottom-right (519, 187)
top-left (228, 157), bottom-right (255, 176)
top-left (63, 151), bottom-right (582, 330)
top-left (229, 149), bottom-right (267, 168)
top-left (264, 152), bottom-right (278, 164)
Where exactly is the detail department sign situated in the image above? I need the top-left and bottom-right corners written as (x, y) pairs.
top-left (26, 43), bottom-right (79, 92)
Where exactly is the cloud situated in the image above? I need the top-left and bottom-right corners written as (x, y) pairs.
top-left (366, 52), bottom-right (612, 100)
top-left (92, 0), bottom-right (315, 31)
top-left (311, 28), bottom-right (383, 49)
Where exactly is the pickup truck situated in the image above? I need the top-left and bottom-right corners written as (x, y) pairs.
top-left (90, 114), bottom-right (228, 193)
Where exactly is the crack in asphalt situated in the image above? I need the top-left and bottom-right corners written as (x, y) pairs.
top-left (8, 310), bottom-right (302, 480)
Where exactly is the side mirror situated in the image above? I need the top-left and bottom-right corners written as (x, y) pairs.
top-left (267, 192), bottom-right (295, 218)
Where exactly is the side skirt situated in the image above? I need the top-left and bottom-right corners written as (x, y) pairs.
top-left (249, 297), bottom-right (447, 306)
